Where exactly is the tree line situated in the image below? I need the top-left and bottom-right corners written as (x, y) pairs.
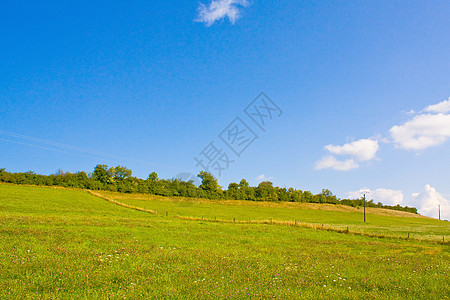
top-left (0, 165), bottom-right (418, 214)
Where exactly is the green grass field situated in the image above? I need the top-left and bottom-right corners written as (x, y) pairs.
top-left (97, 191), bottom-right (449, 241)
top-left (0, 184), bottom-right (449, 299)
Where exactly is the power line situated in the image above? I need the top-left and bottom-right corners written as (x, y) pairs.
top-left (0, 129), bottom-right (168, 168)
top-left (0, 129), bottom-right (126, 158)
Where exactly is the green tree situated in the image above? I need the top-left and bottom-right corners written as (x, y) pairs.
top-left (256, 181), bottom-right (275, 200)
top-left (320, 188), bottom-right (338, 204)
top-left (92, 164), bottom-right (114, 186)
top-left (303, 190), bottom-right (313, 202)
top-left (321, 189), bottom-right (332, 197)
top-left (227, 182), bottom-right (241, 199)
top-left (239, 179), bottom-right (249, 188)
top-left (198, 171), bottom-right (221, 197)
top-left (277, 187), bottom-right (289, 202)
top-left (148, 172), bottom-right (159, 181)
top-left (113, 165), bottom-right (132, 180)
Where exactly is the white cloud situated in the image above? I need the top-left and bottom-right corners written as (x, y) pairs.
top-left (316, 97), bottom-right (450, 171)
top-left (411, 185), bottom-right (450, 219)
top-left (347, 188), bottom-right (404, 206)
top-left (390, 97), bottom-right (450, 151)
top-left (315, 156), bottom-right (358, 171)
top-left (256, 174), bottom-right (274, 182)
top-left (315, 139), bottom-right (378, 171)
top-left (390, 113), bottom-right (450, 150)
top-left (195, 0), bottom-right (249, 26)
top-left (325, 139), bottom-right (379, 161)
top-left (424, 97), bottom-right (450, 114)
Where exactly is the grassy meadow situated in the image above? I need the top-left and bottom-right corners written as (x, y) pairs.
top-left (97, 191), bottom-right (449, 241)
top-left (0, 184), bottom-right (449, 299)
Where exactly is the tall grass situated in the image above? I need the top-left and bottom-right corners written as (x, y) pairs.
top-left (96, 190), bottom-right (450, 243)
top-left (0, 184), bottom-right (449, 299)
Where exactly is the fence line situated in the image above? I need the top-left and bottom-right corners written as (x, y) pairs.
top-left (173, 215), bottom-right (448, 244)
top-left (88, 191), bottom-right (157, 214)
top-left (88, 191), bottom-right (448, 244)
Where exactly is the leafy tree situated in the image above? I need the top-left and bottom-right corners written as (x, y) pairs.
top-left (288, 188), bottom-right (302, 202)
top-left (198, 171), bottom-right (219, 191)
top-left (277, 187), bottom-right (289, 202)
top-left (242, 186), bottom-right (255, 201)
top-left (320, 189), bottom-right (332, 197)
top-left (148, 172), bottom-right (159, 181)
top-left (239, 179), bottom-right (249, 188)
top-left (0, 165), bottom-right (419, 214)
top-left (303, 190), bottom-right (313, 202)
top-left (198, 171), bottom-right (221, 198)
top-left (256, 181), bottom-right (275, 200)
top-left (228, 182), bottom-right (239, 190)
top-left (269, 191), bottom-right (279, 201)
top-left (227, 182), bottom-right (241, 199)
top-left (113, 165), bottom-right (132, 180)
top-left (92, 164), bottom-right (114, 186)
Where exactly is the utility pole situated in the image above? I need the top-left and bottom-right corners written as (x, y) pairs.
top-left (363, 193), bottom-right (366, 223)
top-left (361, 190), bottom-right (369, 223)
top-left (438, 204), bottom-right (440, 220)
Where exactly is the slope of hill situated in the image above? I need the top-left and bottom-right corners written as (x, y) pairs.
top-left (95, 190), bottom-right (448, 241)
top-left (0, 184), bottom-right (449, 299)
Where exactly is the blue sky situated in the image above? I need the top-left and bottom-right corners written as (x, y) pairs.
top-left (1, 0), bottom-right (449, 219)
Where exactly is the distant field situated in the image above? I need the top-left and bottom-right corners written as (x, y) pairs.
top-left (96, 190), bottom-right (449, 241)
top-left (0, 184), bottom-right (449, 299)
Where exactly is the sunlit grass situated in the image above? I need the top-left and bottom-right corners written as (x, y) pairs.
top-left (0, 184), bottom-right (449, 299)
top-left (97, 190), bottom-right (450, 241)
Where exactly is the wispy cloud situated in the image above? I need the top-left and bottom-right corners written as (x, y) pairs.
top-left (424, 97), bottom-right (450, 114)
top-left (315, 139), bottom-right (379, 171)
top-left (256, 174), bottom-right (274, 182)
top-left (315, 156), bottom-right (359, 171)
top-left (195, 0), bottom-right (250, 27)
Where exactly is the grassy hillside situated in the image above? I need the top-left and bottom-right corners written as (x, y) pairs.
top-left (0, 184), bottom-right (449, 299)
top-left (96, 191), bottom-right (449, 241)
